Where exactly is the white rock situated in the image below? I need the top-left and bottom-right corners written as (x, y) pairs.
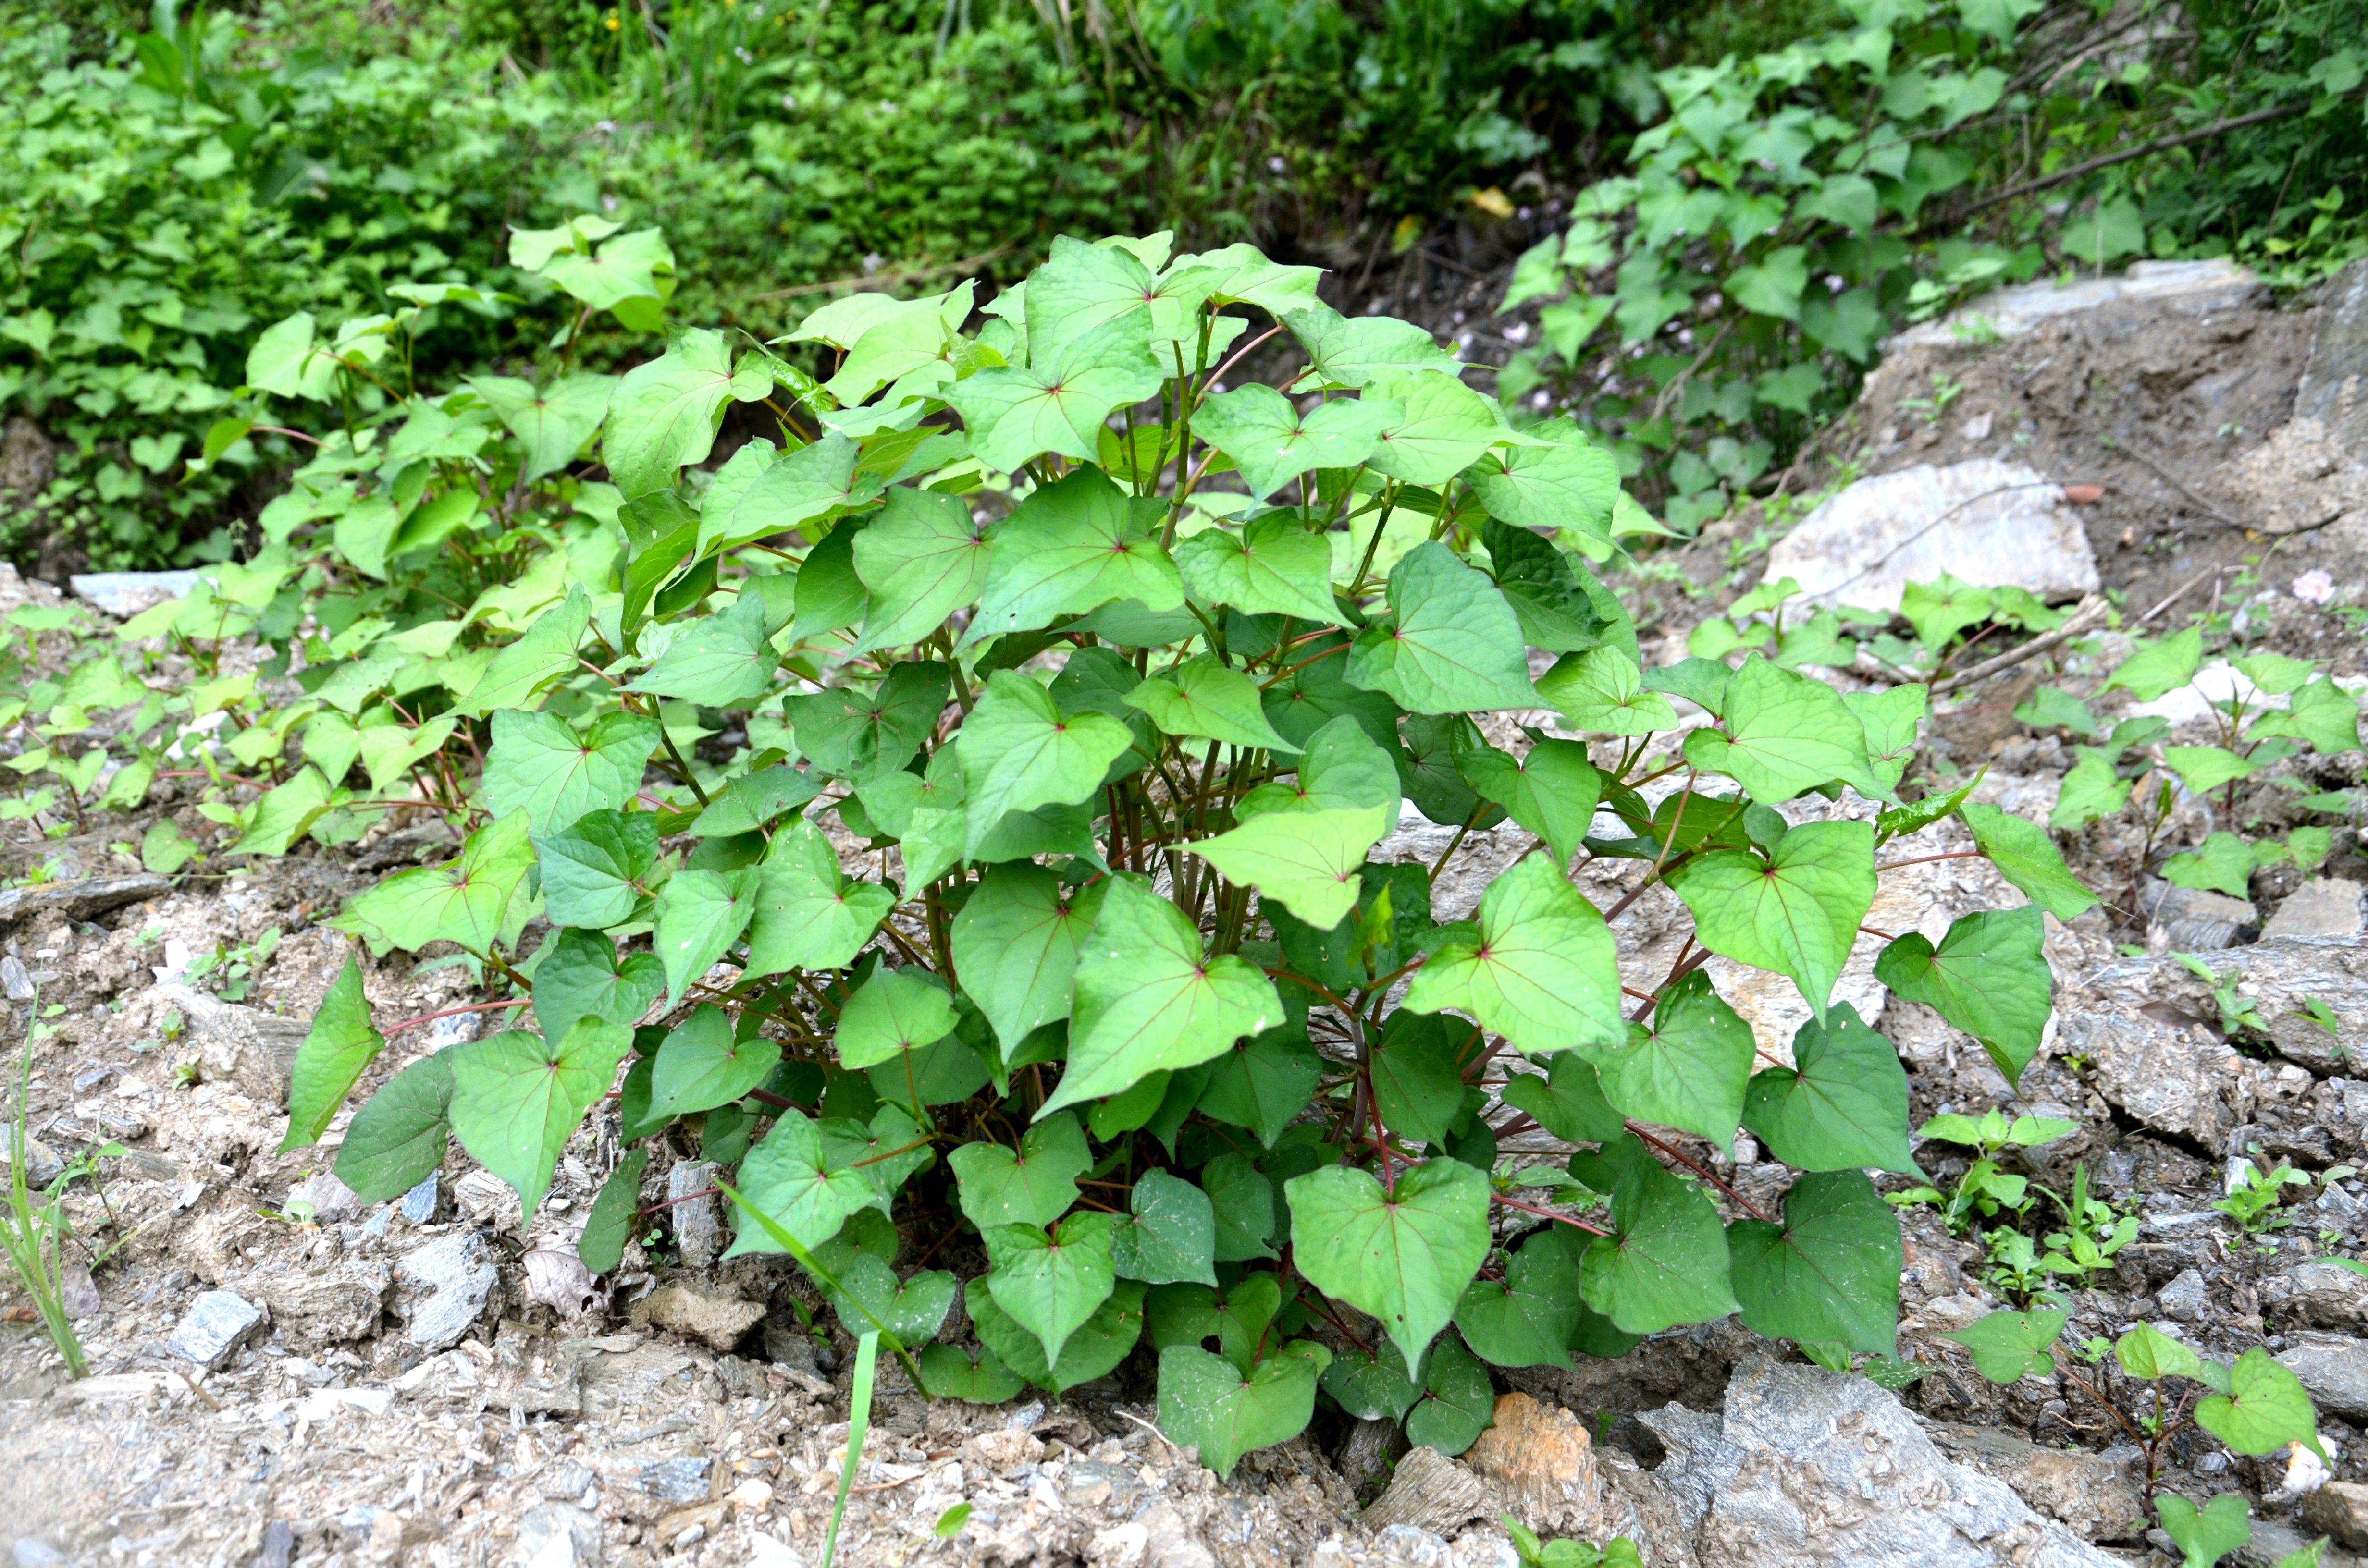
top-left (1762, 458), bottom-right (2099, 615)
top-left (1888, 258), bottom-right (2262, 349)
top-left (393, 1230), bottom-right (499, 1349)
top-left (167, 1289), bottom-right (267, 1369)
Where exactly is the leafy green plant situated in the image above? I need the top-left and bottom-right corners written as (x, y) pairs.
top-left (1942, 1312), bottom-right (2321, 1507)
top-left (1892, 1107), bottom-right (2073, 1235)
top-left (1505, 1517), bottom-right (1643, 1568)
top-left (2214, 1155), bottom-right (2318, 1237)
top-left (3, 1033), bottom-right (121, 1380)
top-left (2031, 1164), bottom-right (2136, 1281)
top-left (79, 220), bottom-right (2105, 1475)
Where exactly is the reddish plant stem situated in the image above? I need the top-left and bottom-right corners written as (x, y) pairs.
top-left (1628, 1123), bottom-right (1774, 1223)
top-left (384, 998), bottom-right (532, 1035)
top-left (1491, 1193), bottom-right (1611, 1236)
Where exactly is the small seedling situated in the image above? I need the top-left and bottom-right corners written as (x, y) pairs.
top-left (2216, 1157), bottom-right (2314, 1235)
top-left (1504, 1517), bottom-right (1644, 1568)
top-left (1897, 1110), bottom-right (2075, 1236)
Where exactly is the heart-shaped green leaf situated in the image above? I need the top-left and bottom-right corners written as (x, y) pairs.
top-left (652, 865), bottom-right (760, 1003)
top-left (964, 1275), bottom-right (1147, 1395)
top-left (962, 466), bottom-right (1183, 643)
top-left (835, 967), bottom-right (959, 1071)
top-left (448, 1019), bottom-right (632, 1220)
top-left (1874, 908), bottom-right (2051, 1084)
top-left (948, 1110), bottom-right (1090, 1229)
top-left (534, 808), bottom-right (660, 930)
top-left (1187, 802), bottom-right (1391, 931)
top-left (1586, 969), bottom-right (1754, 1152)
top-left (1127, 654), bottom-right (1301, 753)
top-left (1157, 1343), bottom-right (1320, 1475)
top-left (333, 1052), bottom-right (454, 1204)
top-left (1346, 541), bottom-right (1539, 713)
top-left (2196, 1348), bottom-right (2319, 1457)
top-left (648, 1004), bottom-right (782, 1119)
top-left (1173, 514), bottom-right (1342, 625)
top-left (1286, 1157), bottom-right (1491, 1370)
top-left (1113, 1167), bottom-right (1219, 1286)
top-left (950, 863), bottom-right (1105, 1054)
top-left (918, 1341), bottom-right (1028, 1404)
top-left (743, 820), bottom-right (897, 975)
top-left (1194, 383), bottom-right (1398, 498)
top-left (1939, 1308), bottom-right (2066, 1383)
top-left (1455, 1229), bottom-right (1582, 1368)
top-left (725, 1108), bottom-right (878, 1259)
top-left (1539, 646), bottom-right (1678, 736)
top-left (1404, 1330), bottom-right (1495, 1454)
top-left (1743, 1003), bottom-right (1917, 1173)
top-left (957, 670), bottom-right (1135, 858)
top-left (481, 709), bottom-right (660, 836)
top-left (1668, 818), bottom-right (1875, 1025)
top-left (1681, 655), bottom-right (1884, 801)
top-left (1727, 1169), bottom-right (1900, 1354)
top-left (1404, 852), bottom-right (1625, 1055)
top-left (282, 954), bottom-right (384, 1152)
top-left (531, 927), bottom-right (666, 1041)
top-left (1575, 1136), bottom-right (1740, 1334)
top-left (1960, 803), bottom-right (2097, 920)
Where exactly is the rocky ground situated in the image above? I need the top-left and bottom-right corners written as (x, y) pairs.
top-left (4, 260), bottom-right (2368, 1568)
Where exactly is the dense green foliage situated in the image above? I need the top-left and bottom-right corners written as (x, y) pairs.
top-left (20, 220), bottom-right (2144, 1473)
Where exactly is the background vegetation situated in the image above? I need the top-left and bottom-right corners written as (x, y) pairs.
top-left (0, 0), bottom-right (2362, 570)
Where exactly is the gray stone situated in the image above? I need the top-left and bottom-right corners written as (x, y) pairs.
top-left (167, 1289), bottom-right (267, 1369)
top-left (619, 1456), bottom-right (712, 1506)
top-left (2265, 1262), bottom-right (2368, 1328)
top-left (1140, 1502), bottom-right (1218, 1568)
top-left (2159, 1269), bottom-right (2211, 1324)
top-left (2092, 943), bottom-right (2368, 1082)
top-left (2064, 999), bottom-right (2250, 1146)
top-left (1761, 458), bottom-right (2100, 616)
top-left (2304, 1480), bottom-right (2368, 1551)
top-left (253, 1260), bottom-right (391, 1345)
top-left (666, 1159), bottom-right (721, 1270)
top-left (2285, 1332), bottom-right (2368, 1420)
top-left (149, 983), bottom-right (309, 1106)
top-left (628, 1281), bottom-right (764, 1353)
top-left (1363, 1445), bottom-right (1486, 1536)
top-left (1640, 1357), bottom-right (2120, 1567)
top-left (12, 1540), bottom-right (65, 1568)
top-left (2266, 880), bottom-right (2366, 941)
top-left (515, 1503), bottom-right (602, 1567)
top-left (393, 1230), bottom-right (498, 1350)
top-left (2, 1129), bottom-right (64, 1189)
top-left (0, 955), bottom-right (33, 1002)
top-left (1926, 1425), bottom-right (2148, 1541)
top-left (398, 1172), bottom-right (439, 1224)
top-left (2300, 258), bottom-right (2368, 462)
top-left (0, 873), bottom-right (169, 932)
top-left (67, 570), bottom-right (200, 617)
top-left (540, 1462), bottom-right (598, 1501)
top-left (1891, 258), bottom-right (2264, 350)
top-left (1374, 1525), bottom-right (1454, 1568)
top-left (2211, 417), bottom-right (2368, 535)
top-left (298, 1171), bottom-right (363, 1225)
top-left (2140, 879), bottom-right (2256, 951)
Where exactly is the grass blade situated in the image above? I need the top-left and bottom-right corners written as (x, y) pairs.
top-left (820, 1330), bottom-right (879, 1568)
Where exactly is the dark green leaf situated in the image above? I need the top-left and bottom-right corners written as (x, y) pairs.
top-left (333, 1053), bottom-right (454, 1204)
top-left (1743, 1004), bottom-right (1917, 1173)
top-left (1727, 1170), bottom-right (1900, 1354)
top-left (282, 955), bottom-right (383, 1152)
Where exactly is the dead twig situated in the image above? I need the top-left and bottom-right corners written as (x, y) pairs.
top-left (1929, 592), bottom-right (2109, 695)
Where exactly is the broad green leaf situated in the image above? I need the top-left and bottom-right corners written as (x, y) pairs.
top-left (541, 225), bottom-right (674, 313)
top-left (578, 1148), bottom-right (649, 1274)
top-left (1197, 1028), bottom-right (1324, 1147)
top-left (1364, 370), bottom-right (1503, 485)
top-left (724, 1108), bottom-right (876, 1257)
top-left (822, 1103), bottom-right (936, 1211)
top-left (1285, 1157), bottom-right (1491, 1369)
top-left (948, 1111), bottom-right (1090, 1229)
top-left (1455, 1230), bottom-right (1581, 1368)
top-left (1874, 909), bottom-right (2052, 1084)
top-left (1847, 684), bottom-right (1925, 796)
top-left (1899, 574), bottom-right (1992, 653)
top-left (1157, 1345), bottom-right (1319, 1476)
top-left (2104, 627), bottom-right (2204, 702)
top-left (1320, 1339), bottom-right (1423, 1421)
top-left (1539, 646), bottom-right (1678, 735)
top-left (465, 373), bottom-right (616, 484)
top-left (1114, 1167), bottom-right (1218, 1286)
top-left (1127, 655), bottom-right (1299, 753)
top-left (533, 809), bottom-right (661, 931)
top-left (1042, 874), bottom-right (1281, 1115)
top-left (1187, 802), bottom-right (1392, 930)
top-left (1727, 1169), bottom-right (1901, 1354)
top-left (281, 954), bottom-right (382, 1152)
top-left (743, 820), bottom-right (897, 974)
top-left (836, 968), bottom-right (959, 1070)
top-left (2015, 686), bottom-right (2100, 738)
top-left (946, 318), bottom-right (1166, 473)
top-left (851, 487), bottom-right (991, 653)
top-left (333, 1053), bottom-right (454, 1203)
top-left (1683, 656), bottom-right (1884, 801)
top-left (1479, 518), bottom-right (1612, 652)
top-left (1470, 431), bottom-right (1621, 546)
top-left (2155, 1494), bottom-right (2253, 1568)
top-left (1668, 819), bottom-right (1875, 1024)
top-left (225, 767), bottom-right (341, 858)
top-left (2050, 747), bottom-right (2130, 830)
top-left (448, 1020), bottom-right (632, 1219)
top-left (1587, 968), bottom-right (1755, 1152)
top-left (821, 1254), bottom-right (958, 1346)
top-left (1346, 541), bottom-right (1539, 713)
top-left (1262, 629), bottom-right (1405, 750)
top-left (1742, 1004), bottom-right (1918, 1173)
top-left (1501, 1051), bottom-right (1625, 1143)
top-left (1960, 802), bottom-right (2097, 919)
top-left (965, 469), bottom-right (1184, 646)
top-left (957, 671), bottom-right (1134, 857)
top-left (1455, 738), bottom-right (1601, 866)
top-left (950, 864), bottom-right (1106, 1053)
top-left (2117, 1321), bottom-right (2206, 1383)
top-left (652, 867), bottom-right (759, 1003)
top-left (965, 1275), bottom-right (1147, 1395)
top-left (1173, 514), bottom-right (1343, 625)
top-left (1405, 1331), bottom-right (1496, 1455)
top-left (334, 812), bottom-right (535, 956)
top-left (1283, 302), bottom-right (1464, 390)
top-left (2164, 830), bottom-right (2257, 898)
top-left (648, 1004), bottom-right (782, 1118)
top-left (453, 588), bottom-right (592, 716)
top-left (786, 660), bottom-right (950, 785)
top-left (693, 765), bottom-right (824, 838)
top-left (918, 1342), bottom-right (1028, 1403)
top-left (2196, 1348), bottom-right (2319, 1456)
top-left (604, 328), bottom-right (768, 498)
top-left (1202, 1150), bottom-right (1278, 1262)
top-left (1371, 1012), bottom-right (1468, 1146)
top-left (2249, 677), bottom-right (2363, 755)
top-left (984, 1213), bottom-right (1119, 1364)
top-left (530, 927), bottom-right (665, 1041)
top-left (480, 710), bottom-right (661, 836)
top-left (629, 589), bottom-right (777, 707)
top-left (246, 311), bottom-right (321, 397)
top-left (2164, 746), bottom-right (2257, 796)
top-left (1405, 853), bottom-right (1625, 1054)
top-left (1194, 384), bottom-right (1399, 498)
top-left (1576, 1139), bottom-right (1739, 1333)
top-left (726, 433), bottom-right (871, 550)
top-left (1940, 1308), bottom-right (2066, 1383)
top-left (1019, 236), bottom-right (1162, 363)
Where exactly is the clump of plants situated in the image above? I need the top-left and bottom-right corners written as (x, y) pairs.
top-left (30, 220), bottom-right (2117, 1470)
